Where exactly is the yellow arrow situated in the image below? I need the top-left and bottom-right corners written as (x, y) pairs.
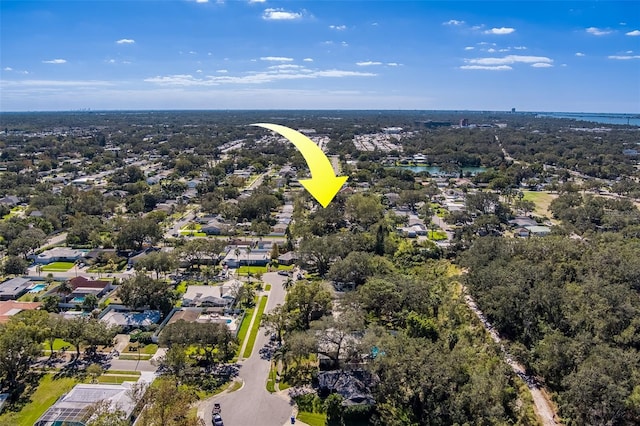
top-left (251, 123), bottom-right (348, 208)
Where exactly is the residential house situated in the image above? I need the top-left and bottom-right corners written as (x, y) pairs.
top-left (182, 285), bottom-right (235, 308)
top-left (277, 251), bottom-right (298, 266)
top-left (34, 383), bottom-right (137, 426)
top-left (525, 225), bottom-right (551, 237)
top-left (0, 300), bottom-right (42, 323)
top-left (32, 247), bottom-right (86, 265)
top-left (0, 277), bottom-right (32, 301)
top-left (222, 248), bottom-right (270, 268)
top-left (101, 309), bottom-right (161, 331)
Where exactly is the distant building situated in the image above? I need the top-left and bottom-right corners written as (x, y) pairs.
top-left (459, 118), bottom-right (469, 127)
top-left (415, 120), bottom-right (452, 128)
top-left (383, 127), bottom-right (403, 134)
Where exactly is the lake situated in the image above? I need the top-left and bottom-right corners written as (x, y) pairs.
top-left (394, 166), bottom-right (487, 175)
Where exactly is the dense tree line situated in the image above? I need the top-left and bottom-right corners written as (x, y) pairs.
top-left (460, 235), bottom-right (640, 425)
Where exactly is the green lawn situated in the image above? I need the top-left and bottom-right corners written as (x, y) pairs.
top-left (180, 230), bottom-right (207, 237)
top-left (243, 296), bottom-right (268, 358)
top-left (105, 370), bottom-right (141, 375)
top-left (0, 374), bottom-right (81, 426)
top-left (297, 411), bottom-right (327, 426)
top-left (42, 338), bottom-right (72, 351)
top-left (235, 307), bottom-right (254, 357)
top-left (237, 264), bottom-right (292, 275)
top-left (428, 230), bottom-right (448, 241)
top-left (522, 190), bottom-right (557, 217)
top-left (41, 262), bottom-right (75, 272)
top-left (264, 284), bottom-right (272, 291)
top-left (96, 375), bottom-right (140, 384)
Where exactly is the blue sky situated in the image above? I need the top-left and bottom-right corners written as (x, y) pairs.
top-left (1, 1), bottom-right (638, 112)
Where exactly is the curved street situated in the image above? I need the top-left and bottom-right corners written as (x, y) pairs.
top-left (198, 272), bottom-right (296, 426)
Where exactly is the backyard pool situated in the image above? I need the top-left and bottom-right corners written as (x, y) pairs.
top-left (28, 284), bottom-right (47, 293)
top-left (70, 296), bottom-right (85, 304)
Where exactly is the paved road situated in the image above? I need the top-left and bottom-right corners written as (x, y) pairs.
top-left (199, 272), bottom-right (294, 426)
top-left (164, 209), bottom-right (196, 240)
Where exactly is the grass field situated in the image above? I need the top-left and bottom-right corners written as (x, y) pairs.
top-left (242, 296), bottom-right (268, 358)
top-left (264, 284), bottom-right (271, 291)
top-left (235, 307), bottom-right (255, 358)
top-left (96, 375), bottom-right (140, 384)
top-left (42, 338), bottom-right (72, 351)
top-left (0, 374), bottom-right (81, 426)
top-left (428, 230), bottom-right (448, 241)
top-left (522, 190), bottom-right (558, 217)
top-left (237, 264), bottom-right (292, 275)
top-left (40, 262), bottom-right (75, 272)
top-left (297, 411), bottom-right (327, 426)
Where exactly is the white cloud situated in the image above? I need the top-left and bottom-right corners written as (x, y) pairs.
top-left (499, 48), bottom-right (510, 52)
top-left (268, 64), bottom-right (305, 70)
top-left (341, 41), bottom-right (349, 47)
top-left (586, 27), bottom-right (612, 36)
top-left (487, 48), bottom-right (496, 53)
top-left (443, 19), bottom-right (465, 26)
top-left (386, 62), bottom-right (400, 66)
top-left (116, 38), bottom-right (135, 44)
top-left (42, 59), bottom-right (66, 64)
top-left (196, 0), bottom-right (208, 3)
top-left (478, 42), bottom-right (496, 46)
top-left (144, 67), bottom-right (375, 86)
top-left (513, 46), bottom-right (527, 50)
top-left (2, 79), bottom-right (112, 87)
top-left (356, 61), bottom-right (382, 66)
top-left (217, 69), bottom-right (228, 73)
top-left (484, 27), bottom-right (515, 35)
top-left (466, 55), bottom-right (553, 66)
top-left (626, 30), bottom-right (640, 36)
top-left (189, 51), bottom-right (197, 55)
top-left (608, 55), bottom-right (640, 60)
top-left (196, 69), bottom-right (203, 73)
top-left (262, 8), bottom-right (302, 20)
top-left (303, 58), bottom-right (313, 62)
top-left (575, 52), bottom-right (585, 57)
top-left (531, 63), bottom-right (553, 68)
top-left (107, 59), bottom-right (116, 63)
top-left (248, 0), bottom-right (266, 3)
top-left (471, 25), bottom-right (484, 31)
top-left (329, 25), bottom-right (346, 31)
top-left (3, 67), bottom-right (13, 71)
top-left (260, 56), bottom-right (294, 62)
top-left (464, 46), bottom-right (475, 51)
top-left (460, 65), bottom-right (512, 71)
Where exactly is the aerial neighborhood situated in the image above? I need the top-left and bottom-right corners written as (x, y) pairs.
top-left (0, 111), bottom-right (639, 425)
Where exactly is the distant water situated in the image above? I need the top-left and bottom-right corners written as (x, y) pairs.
top-left (536, 112), bottom-right (640, 127)
top-left (394, 166), bottom-right (487, 175)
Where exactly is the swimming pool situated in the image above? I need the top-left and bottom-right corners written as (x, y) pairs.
top-left (70, 296), bottom-right (85, 304)
top-left (29, 284), bottom-right (47, 293)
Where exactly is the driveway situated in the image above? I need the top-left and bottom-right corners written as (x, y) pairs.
top-left (199, 272), bottom-right (294, 426)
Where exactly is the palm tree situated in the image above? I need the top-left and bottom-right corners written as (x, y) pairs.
top-left (57, 280), bottom-right (74, 302)
top-left (234, 246), bottom-right (241, 277)
top-left (246, 246), bottom-right (252, 283)
top-left (282, 277), bottom-right (294, 291)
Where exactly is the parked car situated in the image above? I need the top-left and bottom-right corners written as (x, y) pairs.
top-left (213, 414), bottom-right (224, 426)
top-left (277, 270), bottom-right (289, 276)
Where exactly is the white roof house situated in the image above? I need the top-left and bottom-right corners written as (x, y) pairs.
top-left (34, 383), bottom-right (137, 426)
